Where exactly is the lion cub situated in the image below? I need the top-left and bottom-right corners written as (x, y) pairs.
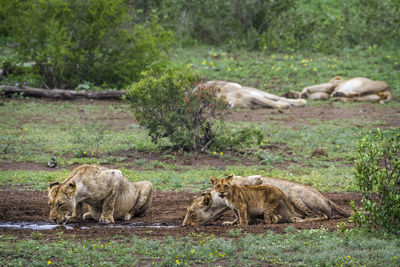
top-left (210, 175), bottom-right (300, 226)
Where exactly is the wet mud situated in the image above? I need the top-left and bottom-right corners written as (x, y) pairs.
top-left (0, 187), bottom-right (362, 240)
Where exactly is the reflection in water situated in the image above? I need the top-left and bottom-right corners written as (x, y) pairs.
top-left (0, 221), bottom-right (177, 230)
top-left (0, 221), bottom-right (73, 230)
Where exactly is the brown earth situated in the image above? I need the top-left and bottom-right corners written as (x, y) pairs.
top-left (0, 99), bottom-right (399, 241)
top-left (0, 186), bottom-right (361, 241)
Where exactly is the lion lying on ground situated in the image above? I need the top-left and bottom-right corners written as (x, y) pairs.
top-left (48, 165), bottom-right (153, 224)
top-left (210, 175), bottom-right (302, 226)
top-left (201, 80), bottom-right (307, 109)
top-left (182, 174), bottom-right (351, 227)
top-left (285, 76), bottom-right (392, 104)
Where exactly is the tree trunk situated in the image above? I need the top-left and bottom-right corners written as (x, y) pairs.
top-left (0, 85), bottom-right (126, 100)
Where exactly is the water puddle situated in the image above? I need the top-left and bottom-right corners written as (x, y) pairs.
top-left (0, 221), bottom-right (177, 231)
top-left (0, 221), bottom-right (74, 230)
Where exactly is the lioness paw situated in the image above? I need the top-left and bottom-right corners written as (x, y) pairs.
top-left (123, 213), bottom-right (132, 220)
top-left (99, 216), bottom-right (114, 224)
top-left (222, 220), bottom-right (236, 226)
top-left (82, 212), bottom-right (92, 221)
top-left (66, 216), bottom-right (80, 223)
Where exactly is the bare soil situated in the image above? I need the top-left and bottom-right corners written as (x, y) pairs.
top-left (0, 186), bottom-right (361, 241)
top-left (0, 99), bottom-right (398, 241)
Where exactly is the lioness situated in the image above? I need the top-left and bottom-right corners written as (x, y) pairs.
top-left (210, 175), bottom-right (302, 226)
top-left (183, 175), bottom-right (351, 227)
top-left (201, 80), bottom-right (307, 109)
top-left (48, 165), bottom-right (153, 224)
top-left (285, 76), bottom-right (392, 103)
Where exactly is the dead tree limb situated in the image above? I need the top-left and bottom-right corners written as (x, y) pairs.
top-left (0, 85), bottom-right (126, 100)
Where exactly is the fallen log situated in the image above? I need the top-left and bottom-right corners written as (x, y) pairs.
top-left (0, 85), bottom-right (126, 100)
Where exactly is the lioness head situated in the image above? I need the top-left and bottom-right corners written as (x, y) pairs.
top-left (182, 192), bottom-right (213, 227)
top-left (210, 175), bottom-right (233, 198)
top-left (48, 181), bottom-right (77, 224)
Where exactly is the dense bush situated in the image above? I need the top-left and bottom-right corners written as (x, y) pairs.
top-left (9, 0), bottom-right (172, 89)
top-left (126, 66), bottom-right (227, 151)
top-left (351, 129), bottom-right (400, 234)
top-left (130, 0), bottom-right (400, 52)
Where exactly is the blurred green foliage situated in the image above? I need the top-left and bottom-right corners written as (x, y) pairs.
top-left (2, 0), bottom-right (172, 89)
top-left (130, 0), bottom-right (400, 52)
top-left (351, 129), bottom-right (400, 234)
top-left (1, 0), bottom-right (399, 89)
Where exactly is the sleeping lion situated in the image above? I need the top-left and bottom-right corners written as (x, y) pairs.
top-left (285, 76), bottom-right (392, 103)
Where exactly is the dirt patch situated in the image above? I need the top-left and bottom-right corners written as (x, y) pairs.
top-left (225, 102), bottom-right (400, 128)
top-left (0, 149), bottom-right (259, 172)
top-left (0, 186), bottom-right (361, 241)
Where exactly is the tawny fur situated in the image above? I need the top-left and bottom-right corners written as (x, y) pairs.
top-left (285, 76), bottom-right (392, 104)
top-left (48, 165), bottom-right (152, 224)
top-left (182, 174), bottom-right (351, 227)
top-left (210, 176), bottom-right (302, 226)
top-left (200, 80), bottom-right (306, 109)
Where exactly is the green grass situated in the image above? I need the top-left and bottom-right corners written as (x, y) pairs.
top-left (1, 44), bottom-right (400, 266)
top-left (1, 228), bottom-right (399, 266)
top-left (169, 46), bottom-right (400, 98)
top-left (0, 164), bottom-right (356, 192)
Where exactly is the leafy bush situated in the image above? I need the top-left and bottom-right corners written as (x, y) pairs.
top-left (126, 66), bottom-right (227, 151)
top-left (351, 129), bottom-right (400, 234)
top-left (131, 0), bottom-right (400, 52)
top-left (10, 0), bottom-right (172, 89)
top-left (213, 126), bottom-right (264, 152)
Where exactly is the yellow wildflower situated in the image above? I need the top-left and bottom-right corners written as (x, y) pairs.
top-left (202, 60), bottom-right (206, 65)
top-left (220, 152), bottom-right (223, 155)
top-left (47, 261), bottom-right (52, 265)
top-left (176, 259), bottom-right (180, 265)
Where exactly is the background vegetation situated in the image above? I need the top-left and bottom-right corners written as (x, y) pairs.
top-left (1, 0), bottom-right (400, 90)
top-left (1, 0), bottom-right (400, 265)
top-left (351, 129), bottom-right (400, 234)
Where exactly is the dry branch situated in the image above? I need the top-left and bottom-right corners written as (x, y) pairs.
top-left (0, 85), bottom-right (126, 100)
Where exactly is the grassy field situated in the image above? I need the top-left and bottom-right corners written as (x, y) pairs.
top-left (1, 228), bottom-right (400, 266)
top-left (1, 46), bottom-right (400, 266)
top-left (169, 46), bottom-right (400, 97)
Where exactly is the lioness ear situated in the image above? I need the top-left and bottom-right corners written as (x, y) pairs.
top-left (255, 177), bottom-right (263, 185)
top-left (210, 176), bottom-right (217, 185)
top-left (334, 76), bottom-right (342, 80)
top-left (49, 181), bottom-right (60, 189)
top-left (227, 173), bottom-right (234, 179)
top-left (66, 181), bottom-right (77, 194)
top-left (202, 193), bottom-right (212, 208)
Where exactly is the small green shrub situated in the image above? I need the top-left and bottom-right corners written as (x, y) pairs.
top-left (351, 129), bottom-right (400, 234)
top-left (213, 126), bottom-right (264, 152)
top-left (10, 0), bottom-right (172, 89)
top-left (126, 66), bottom-right (227, 151)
